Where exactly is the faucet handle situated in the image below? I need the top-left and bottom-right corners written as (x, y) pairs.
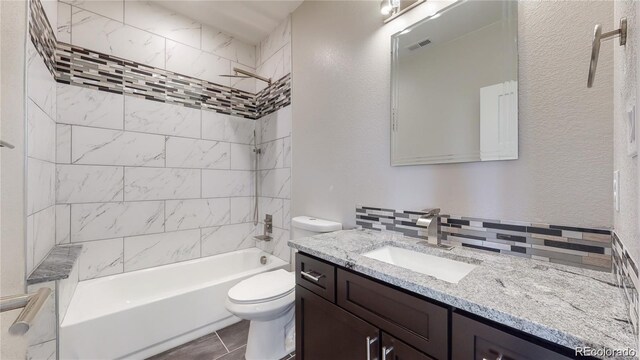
top-left (421, 208), bottom-right (440, 216)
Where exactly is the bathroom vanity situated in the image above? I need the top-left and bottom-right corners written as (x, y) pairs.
top-left (289, 230), bottom-right (637, 360)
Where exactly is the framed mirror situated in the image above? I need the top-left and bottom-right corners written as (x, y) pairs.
top-left (391, 0), bottom-right (518, 166)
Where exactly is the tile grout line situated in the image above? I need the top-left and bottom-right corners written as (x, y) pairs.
top-left (214, 332), bottom-right (229, 354)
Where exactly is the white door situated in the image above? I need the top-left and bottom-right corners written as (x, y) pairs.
top-left (1, 0), bottom-right (28, 359)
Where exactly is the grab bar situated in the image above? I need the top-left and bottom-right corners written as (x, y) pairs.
top-left (0, 288), bottom-right (52, 335)
top-left (587, 17), bottom-right (627, 88)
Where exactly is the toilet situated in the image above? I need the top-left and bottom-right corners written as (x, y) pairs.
top-left (225, 215), bottom-right (342, 360)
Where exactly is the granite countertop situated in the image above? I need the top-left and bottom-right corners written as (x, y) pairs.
top-left (27, 245), bottom-right (82, 285)
top-left (288, 229), bottom-right (637, 359)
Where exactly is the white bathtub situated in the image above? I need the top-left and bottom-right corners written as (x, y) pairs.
top-left (60, 248), bottom-right (288, 360)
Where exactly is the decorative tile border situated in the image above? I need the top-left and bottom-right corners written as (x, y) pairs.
top-left (613, 232), bottom-right (639, 335)
top-left (29, 0), bottom-right (56, 76)
top-left (355, 206), bottom-right (612, 272)
top-left (29, 0), bottom-right (290, 120)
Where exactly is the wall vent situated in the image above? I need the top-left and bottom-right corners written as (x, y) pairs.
top-left (408, 39), bottom-right (431, 51)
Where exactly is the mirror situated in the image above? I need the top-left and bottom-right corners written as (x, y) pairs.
top-left (391, 0), bottom-right (518, 166)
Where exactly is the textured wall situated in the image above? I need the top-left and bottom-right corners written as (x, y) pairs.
top-left (613, 1), bottom-right (640, 267)
top-left (1, 0), bottom-right (28, 358)
top-left (291, 1), bottom-right (613, 229)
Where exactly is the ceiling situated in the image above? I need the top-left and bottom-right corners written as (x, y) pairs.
top-left (397, 0), bottom-right (507, 57)
top-left (154, 0), bottom-right (304, 45)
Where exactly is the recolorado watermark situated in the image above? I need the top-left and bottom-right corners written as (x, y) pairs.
top-left (575, 347), bottom-right (637, 358)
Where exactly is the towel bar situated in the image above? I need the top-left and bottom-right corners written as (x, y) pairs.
top-left (0, 287), bottom-right (52, 335)
top-left (588, 18), bottom-right (627, 88)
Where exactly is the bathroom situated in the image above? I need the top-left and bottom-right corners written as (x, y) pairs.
top-left (0, 0), bottom-right (638, 359)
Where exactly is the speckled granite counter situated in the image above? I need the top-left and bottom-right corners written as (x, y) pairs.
top-left (288, 229), bottom-right (637, 359)
top-left (27, 245), bottom-right (82, 285)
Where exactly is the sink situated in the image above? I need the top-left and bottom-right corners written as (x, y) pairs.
top-left (362, 246), bottom-right (477, 284)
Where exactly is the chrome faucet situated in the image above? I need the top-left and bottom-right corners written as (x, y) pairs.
top-left (416, 208), bottom-right (453, 250)
top-left (254, 214), bottom-right (273, 241)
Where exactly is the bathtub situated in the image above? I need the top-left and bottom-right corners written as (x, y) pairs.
top-left (60, 248), bottom-right (288, 360)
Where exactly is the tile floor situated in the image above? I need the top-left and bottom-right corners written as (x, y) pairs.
top-left (147, 320), bottom-right (295, 360)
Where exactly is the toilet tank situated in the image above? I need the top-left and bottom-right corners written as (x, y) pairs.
top-left (291, 216), bottom-right (342, 239)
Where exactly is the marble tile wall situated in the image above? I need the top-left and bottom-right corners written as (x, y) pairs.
top-left (55, 88), bottom-right (262, 280)
top-left (251, 19), bottom-right (292, 262)
top-left (255, 106), bottom-right (292, 262)
top-left (27, 0), bottom-right (57, 277)
top-left (58, 0), bottom-right (257, 93)
top-left (26, 2), bottom-right (61, 358)
top-left (28, 0), bottom-right (295, 287)
top-left (256, 16), bottom-right (291, 93)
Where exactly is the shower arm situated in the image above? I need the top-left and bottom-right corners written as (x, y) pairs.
top-left (221, 68), bottom-right (272, 85)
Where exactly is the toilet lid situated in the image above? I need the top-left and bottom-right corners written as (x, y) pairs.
top-left (228, 269), bottom-right (295, 304)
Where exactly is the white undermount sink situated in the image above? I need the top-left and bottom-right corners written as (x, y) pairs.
top-left (362, 246), bottom-right (477, 284)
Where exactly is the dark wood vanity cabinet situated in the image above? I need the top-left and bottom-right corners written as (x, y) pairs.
top-left (295, 252), bottom-right (577, 360)
top-left (451, 313), bottom-right (573, 360)
top-left (382, 333), bottom-right (434, 360)
top-left (296, 286), bottom-right (379, 360)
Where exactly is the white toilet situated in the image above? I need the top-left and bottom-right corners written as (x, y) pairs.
top-left (225, 215), bottom-right (342, 360)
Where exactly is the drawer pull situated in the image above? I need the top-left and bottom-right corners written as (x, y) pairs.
top-left (366, 336), bottom-right (378, 360)
top-left (301, 270), bottom-right (324, 282)
top-left (382, 346), bottom-right (394, 360)
top-left (483, 350), bottom-right (505, 360)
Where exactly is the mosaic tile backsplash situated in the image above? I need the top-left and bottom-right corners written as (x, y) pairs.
top-left (356, 206), bottom-right (612, 271)
top-left (29, 0), bottom-right (290, 120)
top-left (613, 233), bottom-right (639, 335)
top-left (356, 205), bottom-right (640, 333)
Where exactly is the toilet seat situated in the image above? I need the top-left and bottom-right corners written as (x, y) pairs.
top-left (228, 269), bottom-right (295, 305)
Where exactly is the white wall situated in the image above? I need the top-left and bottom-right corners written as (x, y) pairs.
top-left (0, 0), bottom-right (28, 358)
top-left (291, 1), bottom-right (613, 229)
top-left (613, 1), bottom-right (640, 267)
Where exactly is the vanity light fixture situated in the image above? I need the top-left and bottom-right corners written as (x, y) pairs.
top-left (381, 0), bottom-right (425, 23)
top-left (380, 0), bottom-right (392, 15)
top-left (399, 28), bottom-right (411, 35)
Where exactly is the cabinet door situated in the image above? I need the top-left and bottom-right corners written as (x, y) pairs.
top-left (381, 333), bottom-right (434, 360)
top-left (296, 285), bottom-right (380, 360)
top-left (452, 313), bottom-right (573, 360)
top-left (337, 269), bottom-right (448, 359)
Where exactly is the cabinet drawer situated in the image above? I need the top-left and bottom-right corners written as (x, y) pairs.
top-left (337, 269), bottom-right (449, 360)
top-left (296, 253), bottom-right (336, 302)
top-left (452, 313), bottom-right (573, 360)
top-left (382, 333), bottom-right (434, 360)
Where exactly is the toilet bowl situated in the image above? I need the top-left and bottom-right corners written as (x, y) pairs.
top-left (225, 269), bottom-right (296, 360)
top-left (226, 215), bottom-right (342, 359)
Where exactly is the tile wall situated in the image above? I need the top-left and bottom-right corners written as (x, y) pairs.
top-left (613, 233), bottom-right (639, 335)
top-left (57, 0), bottom-right (256, 92)
top-left (26, 0), bottom-right (57, 279)
top-left (251, 18), bottom-right (293, 262)
top-left (27, 0), bottom-right (66, 357)
top-left (24, 0), bottom-right (295, 284)
top-left (356, 206), bottom-right (613, 271)
top-left (356, 205), bottom-right (640, 334)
